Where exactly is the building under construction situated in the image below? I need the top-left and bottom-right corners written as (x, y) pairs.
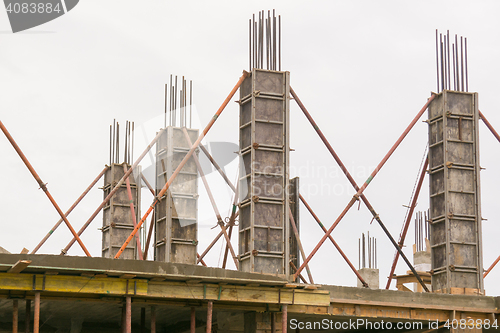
top-left (1, 12), bottom-right (500, 333)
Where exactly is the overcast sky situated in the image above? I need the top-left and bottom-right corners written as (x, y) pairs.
top-left (1, 1), bottom-right (499, 295)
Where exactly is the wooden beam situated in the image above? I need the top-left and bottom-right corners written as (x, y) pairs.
top-left (7, 260), bottom-right (31, 274)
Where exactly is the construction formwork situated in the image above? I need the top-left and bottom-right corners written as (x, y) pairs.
top-left (238, 69), bottom-right (291, 277)
top-left (428, 90), bottom-right (484, 294)
top-left (289, 177), bottom-right (300, 274)
top-left (154, 126), bottom-right (199, 264)
top-left (101, 163), bottom-right (141, 259)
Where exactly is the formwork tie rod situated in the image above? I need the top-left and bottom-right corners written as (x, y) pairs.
top-left (292, 94), bottom-right (436, 293)
top-left (114, 71), bottom-right (249, 259)
top-left (0, 120), bottom-right (91, 257)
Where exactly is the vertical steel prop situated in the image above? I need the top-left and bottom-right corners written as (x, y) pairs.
top-left (0, 121), bottom-right (92, 257)
top-left (114, 72), bottom-right (249, 259)
top-left (32, 166), bottom-right (108, 254)
top-left (282, 305), bottom-right (287, 333)
top-left (386, 158), bottom-right (428, 289)
top-left (292, 94), bottom-right (436, 292)
top-left (299, 194), bottom-right (368, 287)
top-left (61, 129), bottom-right (164, 255)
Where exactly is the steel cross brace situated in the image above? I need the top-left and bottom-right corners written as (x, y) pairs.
top-left (291, 87), bottom-right (435, 292)
top-left (114, 71), bottom-right (249, 259)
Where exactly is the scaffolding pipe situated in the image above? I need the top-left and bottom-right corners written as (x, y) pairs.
top-left (293, 94), bottom-right (436, 289)
top-left (61, 129), bottom-right (164, 255)
top-left (123, 165), bottom-right (144, 260)
top-left (151, 306), bottom-right (156, 333)
top-left (114, 72), bottom-right (249, 259)
top-left (197, 211), bottom-right (240, 264)
top-left (386, 158), bottom-right (428, 289)
top-left (0, 121), bottom-right (91, 257)
top-left (299, 194), bottom-right (368, 288)
top-left (182, 128), bottom-right (239, 268)
top-left (289, 207), bottom-right (314, 284)
top-left (32, 165), bottom-right (108, 254)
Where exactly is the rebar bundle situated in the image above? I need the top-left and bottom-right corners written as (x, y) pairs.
top-left (359, 231), bottom-right (377, 269)
top-left (414, 210), bottom-right (429, 252)
top-left (109, 120), bottom-right (134, 165)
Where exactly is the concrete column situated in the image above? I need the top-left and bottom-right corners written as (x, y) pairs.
top-left (13, 300), bottom-right (18, 333)
top-left (33, 293), bottom-right (40, 333)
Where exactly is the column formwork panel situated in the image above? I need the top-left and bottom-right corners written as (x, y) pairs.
top-left (238, 69), bottom-right (290, 278)
top-left (101, 163), bottom-right (141, 259)
top-left (428, 90), bottom-right (484, 294)
top-left (154, 126), bottom-right (199, 264)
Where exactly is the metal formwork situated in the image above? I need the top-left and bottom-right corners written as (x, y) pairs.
top-left (238, 69), bottom-right (290, 277)
top-left (101, 163), bottom-right (141, 259)
top-left (154, 126), bottom-right (199, 264)
top-left (428, 90), bottom-right (484, 294)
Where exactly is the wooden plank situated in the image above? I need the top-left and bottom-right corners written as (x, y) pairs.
top-left (7, 260), bottom-right (31, 274)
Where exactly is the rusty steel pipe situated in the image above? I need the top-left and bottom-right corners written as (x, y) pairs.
top-left (289, 261), bottom-right (308, 284)
top-left (386, 158), bottom-right (428, 289)
top-left (182, 128), bottom-right (239, 268)
top-left (114, 72), bottom-right (249, 259)
top-left (123, 165), bottom-right (144, 260)
top-left (32, 165), bottom-right (108, 254)
top-left (25, 300), bottom-right (30, 333)
top-left (479, 110), bottom-right (500, 144)
top-left (289, 207), bottom-right (314, 284)
top-left (62, 129), bottom-right (164, 255)
top-left (0, 121), bottom-right (91, 257)
top-left (13, 300), bottom-right (18, 333)
top-left (293, 95), bottom-right (436, 285)
top-left (484, 255), bottom-right (500, 278)
top-left (143, 211), bottom-right (155, 260)
top-left (197, 253), bottom-right (207, 267)
top-left (191, 307), bottom-right (196, 333)
top-left (199, 144), bottom-right (236, 193)
top-left (33, 292), bottom-right (40, 333)
top-left (299, 194), bottom-right (368, 288)
top-left (151, 306), bottom-right (156, 333)
top-left (282, 305), bottom-right (287, 333)
top-left (141, 173), bottom-right (155, 196)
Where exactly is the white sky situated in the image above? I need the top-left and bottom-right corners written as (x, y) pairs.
top-left (1, 1), bottom-right (499, 295)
